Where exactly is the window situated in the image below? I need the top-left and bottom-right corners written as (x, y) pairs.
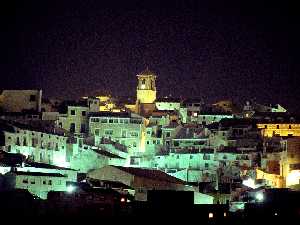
top-left (100, 119), bottom-right (107, 123)
top-left (104, 130), bottom-right (113, 135)
top-left (23, 138), bottom-right (28, 146)
top-left (121, 130), bottom-right (127, 138)
top-left (157, 140), bottom-right (160, 144)
top-left (153, 140), bottom-right (156, 144)
top-left (70, 123), bottom-right (75, 133)
top-left (205, 163), bottom-right (209, 168)
top-left (109, 119), bottom-right (113, 123)
top-left (16, 137), bottom-right (20, 145)
top-left (146, 141), bottom-right (150, 145)
top-left (91, 118), bottom-right (99, 122)
top-left (289, 125), bottom-right (292, 129)
top-left (133, 142), bottom-right (137, 147)
top-left (113, 119), bottom-right (118, 123)
top-left (95, 129), bottom-right (100, 136)
top-left (166, 132), bottom-right (171, 138)
top-left (43, 181), bottom-right (46, 185)
top-left (48, 180), bottom-right (52, 185)
top-left (174, 141), bottom-right (179, 147)
top-left (130, 131), bottom-right (138, 137)
top-left (277, 125), bottom-right (279, 129)
top-left (82, 111), bottom-right (86, 116)
top-left (55, 143), bottom-right (59, 151)
top-left (176, 155), bottom-right (179, 159)
top-left (265, 125), bottom-right (267, 129)
top-left (70, 110), bottom-right (76, 115)
top-left (80, 124), bottom-right (86, 133)
top-left (203, 154), bottom-right (210, 160)
top-left (190, 155), bottom-right (193, 159)
top-left (30, 180), bottom-right (35, 184)
top-left (23, 179), bottom-right (28, 184)
top-left (29, 95), bottom-right (36, 102)
top-left (147, 131), bottom-right (151, 135)
top-left (57, 180), bottom-right (61, 185)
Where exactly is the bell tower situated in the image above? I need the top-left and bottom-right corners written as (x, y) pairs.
top-left (136, 68), bottom-right (157, 104)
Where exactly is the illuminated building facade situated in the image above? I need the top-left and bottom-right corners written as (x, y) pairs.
top-left (257, 123), bottom-right (300, 137)
top-left (89, 112), bottom-right (146, 154)
top-left (1, 124), bottom-right (70, 168)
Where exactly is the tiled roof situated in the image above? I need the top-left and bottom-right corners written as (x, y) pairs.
top-left (112, 166), bottom-right (185, 184)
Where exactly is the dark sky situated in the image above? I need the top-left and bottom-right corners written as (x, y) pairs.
top-left (1, 0), bottom-right (299, 112)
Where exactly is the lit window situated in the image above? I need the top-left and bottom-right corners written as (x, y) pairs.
top-left (209, 213), bottom-right (213, 219)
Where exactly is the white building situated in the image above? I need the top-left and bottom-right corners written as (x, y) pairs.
top-left (4, 171), bottom-right (69, 199)
top-left (155, 98), bottom-right (181, 111)
top-left (1, 121), bottom-right (70, 168)
top-left (89, 112), bottom-right (145, 155)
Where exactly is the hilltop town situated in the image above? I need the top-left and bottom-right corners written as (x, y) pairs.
top-left (0, 69), bottom-right (299, 219)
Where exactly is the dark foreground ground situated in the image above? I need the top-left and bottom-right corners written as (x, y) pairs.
top-left (1, 200), bottom-right (299, 225)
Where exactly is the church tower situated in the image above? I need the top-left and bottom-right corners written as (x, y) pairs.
top-left (136, 68), bottom-right (157, 104)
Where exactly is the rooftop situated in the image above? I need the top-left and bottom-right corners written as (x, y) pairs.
top-left (10, 171), bottom-right (66, 177)
top-left (92, 148), bottom-right (125, 159)
top-left (112, 166), bottom-right (185, 184)
top-left (24, 161), bottom-right (75, 171)
top-left (88, 111), bottom-right (131, 118)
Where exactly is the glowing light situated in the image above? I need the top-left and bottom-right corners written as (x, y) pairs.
top-left (208, 213), bottom-right (213, 219)
top-left (67, 185), bottom-right (75, 193)
top-left (242, 178), bottom-right (256, 189)
top-left (286, 170), bottom-right (300, 186)
top-left (120, 197), bottom-right (126, 202)
top-left (193, 112), bottom-right (198, 117)
top-left (255, 192), bottom-right (264, 201)
top-left (274, 212), bottom-right (278, 216)
top-left (224, 212), bottom-right (227, 217)
top-left (141, 84), bottom-right (146, 89)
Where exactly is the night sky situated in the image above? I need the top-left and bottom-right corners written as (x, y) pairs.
top-left (1, 1), bottom-right (299, 112)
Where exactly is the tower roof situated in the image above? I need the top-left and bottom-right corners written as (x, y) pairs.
top-left (137, 67), bottom-right (157, 77)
